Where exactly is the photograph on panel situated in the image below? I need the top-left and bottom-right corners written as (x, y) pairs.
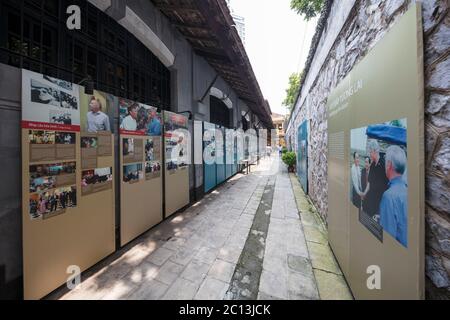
top-left (29, 131), bottom-right (56, 144)
top-left (119, 99), bottom-right (161, 135)
top-left (81, 167), bottom-right (113, 195)
top-left (123, 163), bottom-right (143, 183)
top-left (55, 132), bottom-right (76, 144)
top-left (29, 186), bottom-right (77, 220)
top-left (80, 90), bottom-right (115, 133)
top-left (22, 70), bottom-right (81, 127)
top-left (350, 118), bottom-right (408, 247)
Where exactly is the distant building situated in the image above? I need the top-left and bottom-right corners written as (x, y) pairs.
top-left (231, 13), bottom-right (246, 45)
top-left (226, 0), bottom-right (246, 45)
top-left (271, 113), bottom-right (287, 147)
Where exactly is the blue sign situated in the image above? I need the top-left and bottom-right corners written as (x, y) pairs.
top-left (297, 120), bottom-right (308, 193)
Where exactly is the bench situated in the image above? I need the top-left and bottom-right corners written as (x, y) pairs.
top-left (240, 158), bottom-right (256, 175)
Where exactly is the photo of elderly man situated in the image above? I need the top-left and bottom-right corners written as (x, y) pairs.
top-left (380, 145), bottom-right (408, 247)
top-left (147, 109), bottom-right (162, 136)
top-left (365, 139), bottom-right (389, 223)
top-left (351, 152), bottom-right (364, 208)
top-left (120, 103), bottom-right (138, 131)
top-left (86, 97), bottom-right (110, 132)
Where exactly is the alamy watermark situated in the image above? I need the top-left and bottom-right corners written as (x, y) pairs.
top-left (166, 127), bottom-right (277, 166)
top-left (66, 5), bottom-right (81, 30)
top-left (66, 265), bottom-right (81, 290)
top-left (366, 265), bottom-right (381, 290)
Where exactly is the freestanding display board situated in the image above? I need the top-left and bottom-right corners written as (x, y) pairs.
top-left (164, 111), bottom-right (190, 217)
top-left (326, 5), bottom-right (424, 299)
top-left (119, 99), bottom-right (163, 246)
top-left (297, 120), bottom-right (308, 193)
top-left (204, 122), bottom-right (217, 193)
top-left (225, 128), bottom-right (234, 179)
top-left (257, 129), bottom-right (266, 162)
top-left (21, 70), bottom-right (115, 300)
top-left (233, 133), bottom-right (238, 175)
top-left (216, 126), bottom-right (226, 185)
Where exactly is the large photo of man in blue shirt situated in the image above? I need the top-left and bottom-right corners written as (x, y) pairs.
top-left (380, 145), bottom-right (408, 247)
top-left (350, 119), bottom-right (408, 248)
top-left (80, 90), bottom-right (115, 133)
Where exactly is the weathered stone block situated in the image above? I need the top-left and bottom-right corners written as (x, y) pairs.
top-left (430, 133), bottom-right (450, 176)
top-left (314, 269), bottom-right (353, 300)
top-left (426, 174), bottom-right (450, 214)
top-left (384, 0), bottom-right (406, 20)
top-left (428, 56), bottom-right (450, 90)
top-left (426, 253), bottom-right (450, 288)
top-left (426, 208), bottom-right (450, 256)
top-left (422, 0), bottom-right (448, 34)
top-left (426, 23), bottom-right (450, 64)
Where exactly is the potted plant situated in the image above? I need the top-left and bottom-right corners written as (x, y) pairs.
top-left (282, 151), bottom-right (296, 172)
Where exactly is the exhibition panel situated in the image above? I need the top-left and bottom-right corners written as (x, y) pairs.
top-left (326, 5), bottom-right (424, 299)
top-left (225, 128), bottom-right (234, 179)
top-left (22, 70), bottom-right (115, 300)
top-left (164, 111), bottom-right (190, 217)
top-left (236, 131), bottom-right (244, 174)
top-left (216, 126), bottom-right (226, 185)
top-left (257, 129), bottom-right (266, 162)
top-left (203, 123), bottom-right (242, 193)
top-left (233, 133), bottom-right (238, 175)
top-left (119, 99), bottom-right (163, 246)
top-left (297, 120), bottom-right (308, 194)
top-left (243, 130), bottom-right (258, 165)
top-left (204, 122), bottom-right (217, 193)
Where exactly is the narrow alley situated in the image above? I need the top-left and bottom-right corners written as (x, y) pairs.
top-left (0, 0), bottom-right (446, 304)
top-left (48, 156), bottom-right (351, 300)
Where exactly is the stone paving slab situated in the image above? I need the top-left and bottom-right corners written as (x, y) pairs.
top-left (287, 269), bottom-right (319, 300)
top-left (314, 269), bottom-right (354, 300)
top-left (209, 259), bottom-right (236, 283)
top-left (194, 277), bottom-right (229, 300)
top-left (162, 277), bottom-right (199, 300)
top-left (287, 254), bottom-right (314, 277)
top-left (308, 242), bottom-right (343, 275)
top-left (154, 260), bottom-right (185, 285)
top-left (126, 279), bottom-right (168, 300)
top-left (303, 225), bottom-right (328, 245)
top-left (259, 269), bottom-right (288, 299)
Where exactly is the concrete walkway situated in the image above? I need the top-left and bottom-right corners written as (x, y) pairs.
top-left (257, 164), bottom-right (319, 300)
top-left (48, 155), bottom-right (352, 300)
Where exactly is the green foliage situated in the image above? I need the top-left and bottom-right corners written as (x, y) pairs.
top-left (290, 0), bottom-right (324, 20)
top-left (282, 147), bottom-right (288, 154)
top-left (282, 72), bottom-right (302, 112)
top-left (282, 151), bottom-right (297, 167)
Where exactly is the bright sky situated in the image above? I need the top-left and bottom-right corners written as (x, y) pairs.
top-left (229, 0), bottom-right (318, 115)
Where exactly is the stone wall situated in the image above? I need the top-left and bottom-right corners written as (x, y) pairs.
top-left (423, 0), bottom-right (450, 300)
top-left (286, 0), bottom-right (450, 299)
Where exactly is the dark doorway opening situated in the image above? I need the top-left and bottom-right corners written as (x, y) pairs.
top-left (210, 95), bottom-right (231, 128)
top-left (242, 116), bottom-right (249, 131)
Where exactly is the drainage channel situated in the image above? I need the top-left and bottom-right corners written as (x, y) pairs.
top-left (225, 175), bottom-right (276, 300)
